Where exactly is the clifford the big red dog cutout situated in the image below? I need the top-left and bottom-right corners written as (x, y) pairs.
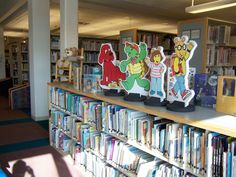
top-left (98, 43), bottom-right (126, 96)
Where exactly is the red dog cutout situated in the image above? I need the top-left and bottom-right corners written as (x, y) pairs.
top-left (98, 43), bottom-right (126, 86)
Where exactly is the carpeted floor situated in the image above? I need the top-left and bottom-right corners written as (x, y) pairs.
top-left (0, 96), bottom-right (30, 121)
top-left (0, 146), bottom-right (85, 177)
top-left (0, 96), bottom-right (85, 177)
top-left (0, 122), bottom-right (48, 146)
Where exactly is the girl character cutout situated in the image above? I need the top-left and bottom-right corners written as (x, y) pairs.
top-left (146, 47), bottom-right (166, 101)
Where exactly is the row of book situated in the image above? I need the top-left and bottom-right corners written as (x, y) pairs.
top-left (50, 95), bottom-right (188, 176)
top-left (51, 51), bottom-right (60, 63)
top-left (78, 150), bottom-right (128, 177)
top-left (83, 65), bottom-right (102, 75)
top-left (84, 52), bottom-right (99, 63)
top-left (137, 33), bottom-right (174, 50)
top-left (51, 36), bottom-right (60, 49)
top-left (21, 52), bottom-right (28, 61)
top-left (80, 129), bottom-right (189, 177)
top-left (206, 45), bottom-right (232, 66)
top-left (49, 87), bottom-right (236, 177)
top-left (22, 63), bottom-right (29, 70)
top-left (22, 73), bottom-right (29, 81)
top-left (81, 40), bottom-right (118, 51)
top-left (50, 124), bottom-right (71, 153)
top-left (206, 67), bottom-right (235, 76)
top-left (208, 25), bottom-right (231, 45)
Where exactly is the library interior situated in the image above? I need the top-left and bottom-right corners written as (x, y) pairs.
top-left (0, 0), bottom-right (236, 177)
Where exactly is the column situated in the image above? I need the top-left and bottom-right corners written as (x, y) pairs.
top-left (28, 0), bottom-right (50, 121)
top-left (0, 27), bottom-right (5, 79)
top-left (60, 0), bottom-right (78, 57)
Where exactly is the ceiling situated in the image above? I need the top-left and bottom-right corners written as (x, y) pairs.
top-left (1, 0), bottom-right (236, 38)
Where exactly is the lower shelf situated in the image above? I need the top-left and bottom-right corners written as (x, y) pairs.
top-left (51, 144), bottom-right (136, 177)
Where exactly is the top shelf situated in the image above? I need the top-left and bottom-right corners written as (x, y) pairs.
top-left (48, 82), bottom-right (236, 138)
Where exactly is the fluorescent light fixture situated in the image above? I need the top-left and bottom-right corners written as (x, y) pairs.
top-left (185, 0), bottom-right (236, 14)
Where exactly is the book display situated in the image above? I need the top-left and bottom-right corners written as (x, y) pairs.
top-left (48, 82), bottom-right (236, 177)
top-left (178, 17), bottom-right (236, 76)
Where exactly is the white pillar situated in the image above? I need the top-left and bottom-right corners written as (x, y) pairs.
top-left (60, 0), bottom-right (78, 57)
top-left (0, 27), bottom-right (5, 79)
top-left (28, 0), bottom-right (50, 121)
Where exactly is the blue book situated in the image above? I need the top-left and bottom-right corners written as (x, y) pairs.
top-left (160, 129), bottom-right (165, 152)
top-left (0, 168), bottom-right (7, 177)
top-left (228, 151), bottom-right (232, 177)
top-left (194, 73), bottom-right (218, 108)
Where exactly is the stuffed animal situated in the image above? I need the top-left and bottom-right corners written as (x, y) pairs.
top-left (98, 43), bottom-right (126, 86)
top-left (57, 58), bottom-right (70, 68)
top-left (64, 47), bottom-right (78, 57)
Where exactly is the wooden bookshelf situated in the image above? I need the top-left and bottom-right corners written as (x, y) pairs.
top-left (5, 38), bottom-right (29, 85)
top-left (20, 39), bottom-right (29, 84)
top-left (50, 35), bottom-right (60, 81)
top-left (119, 28), bottom-right (176, 61)
top-left (79, 37), bottom-right (119, 64)
top-left (178, 17), bottom-right (236, 75)
top-left (48, 82), bottom-right (236, 138)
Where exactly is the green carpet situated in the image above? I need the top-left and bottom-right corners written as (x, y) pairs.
top-left (0, 138), bottom-right (49, 154)
top-left (0, 117), bottom-right (49, 155)
top-left (0, 118), bottom-right (33, 126)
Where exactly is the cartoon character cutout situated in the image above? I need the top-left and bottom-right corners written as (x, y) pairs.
top-left (167, 35), bottom-right (197, 107)
top-left (145, 47), bottom-right (166, 102)
top-left (98, 43), bottom-right (126, 90)
top-left (119, 42), bottom-right (150, 95)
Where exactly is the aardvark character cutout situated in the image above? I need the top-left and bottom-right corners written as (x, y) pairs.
top-left (167, 35), bottom-right (197, 107)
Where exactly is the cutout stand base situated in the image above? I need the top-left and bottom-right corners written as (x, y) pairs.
top-left (166, 101), bottom-right (195, 112)
top-left (104, 89), bottom-right (125, 96)
top-left (124, 93), bottom-right (146, 102)
top-left (144, 97), bottom-right (167, 106)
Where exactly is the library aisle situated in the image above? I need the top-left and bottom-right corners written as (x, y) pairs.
top-left (0, 96), bottom-right (84, 177)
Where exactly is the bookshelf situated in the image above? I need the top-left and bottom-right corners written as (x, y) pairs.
top-left (20, 39), bottom-right (29, 84)
top-left (119, 29), bottom-right (176, 61)
top-left (5, 38), bottom-right (29, 85)
top-left (79, 37), bottom-right (119, 64)
top-left (178, 17), bottom-right (236, 75)
top-left (5, 48), bottom-right (10, 77)
top-left (48, 82), bottom-right (236, 177)
top-left (50, 35), bottom-right (60, 81)
top-left (9, 41), bottom-right (21, 85)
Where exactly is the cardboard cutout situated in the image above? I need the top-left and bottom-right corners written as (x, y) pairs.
top-left (144, 47), bottom-right (167, 106)
top-left (119, 42), bottom-right (150, 101)
top-left (167, 35), bottom-right (197, 111)
top-left (98, 43), bottom-right (126, 93)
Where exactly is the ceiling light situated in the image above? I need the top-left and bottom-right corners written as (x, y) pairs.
top-left (185, 0), bottom-right (236, 14)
